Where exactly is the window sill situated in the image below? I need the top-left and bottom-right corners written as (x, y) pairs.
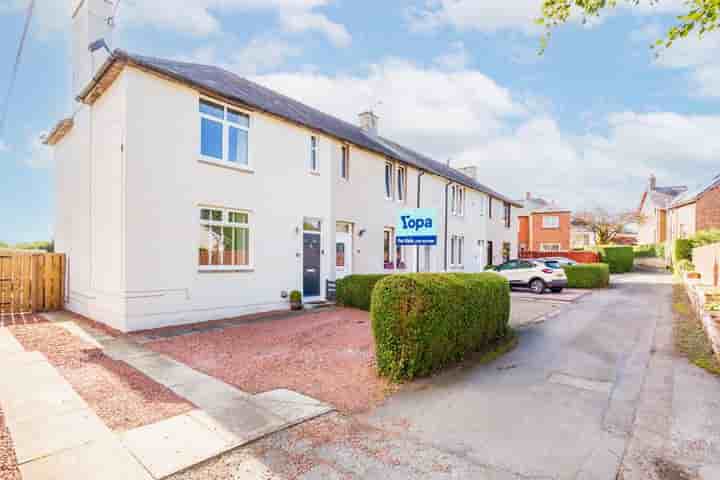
top-left (199, 266), bottom-right (255, 273)
top-left (199, 158), bottom-right (254, 173)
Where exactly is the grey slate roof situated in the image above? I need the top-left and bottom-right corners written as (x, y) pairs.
top-left (105, 50), bottom-right (521, 206)
top-left (671, 173), bottom-right (720, 208)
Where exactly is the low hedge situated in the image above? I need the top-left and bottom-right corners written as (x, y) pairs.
top-left (673, 238), bottom-right (693, 264)
top-left (563, 264), bottom-right (610, 289)
top-left (336, 274), bottom-right (388, 311)
top-left (371, 272), bottom-right (510, 382)
top-left (597, 246), bottom-right (634, 273)
top-left (634, 244), bottom-right (664, 258)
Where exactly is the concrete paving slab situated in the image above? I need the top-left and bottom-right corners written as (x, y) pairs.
top-left (250, 398), bottom-right (333, 426)
top-left (19, 438), bottom-right (153, 480)
top-left (511, 288), bottom-right (591, 303)
top-left (0, 350), bottom-right (45, 368)
top-left (102, 337), bottom-right (158, 361)
top-left (55, 321), bottom-right (104, 349)
top-left (190, 397), bottom-right (287, 445)
top-left (13, 408), bottom-right (110, 464)
top-left (121, 413), bottom-right (230, 479)
top-left (122, 353), bottom-right (210, 387)
top-left (510, 299), bottom-right (564, 328)
top-left (253, 389), bottom-right (328, 406)
top-left (168, 375), bottom-right (250, 406)
top-left (0, 327), bottom-right (24, 353)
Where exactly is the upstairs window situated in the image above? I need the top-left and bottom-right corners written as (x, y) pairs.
top-left (489, 197), bottom-right (494, 219)
top-left (542, 215), bottom-right (560, 229)
top-left (310, 136), bottom-right (319, 172)
top-left (450, 186), bottom-right (465, 216)
top-left (340, 145), bottom-right (350, 180)
top-left (385, 163), bottom-right (394, 199)
top-left (200, 99), bottom-right (250, 166)
top-left (504, 203), bottom-right (512, 228)
top-left (198, 207), bottom-right (251, 269)
top-left (397, 166), bottom-right (407, 202)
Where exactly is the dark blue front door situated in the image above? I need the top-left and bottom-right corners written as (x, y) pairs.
top-left (303, 233), bottom-right (321, 297)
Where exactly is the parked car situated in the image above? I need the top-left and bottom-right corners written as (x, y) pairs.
top-left (491, 259), bottom-right (568, 294)
top-left (535, 256), bottom-right (577, 266)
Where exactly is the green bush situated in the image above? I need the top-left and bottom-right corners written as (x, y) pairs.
top-left (691, 229), bottom-right (720, 248)
top-left (563, 264), bottom-right (610, 289)
top-left (675, 259), bottom-right (695, 274)
top-left (597, 246), bottom-right (634, 273)
top-left (336, 274), bottom-right (389, 311)
top-left (371, 272), bottom-right (511, 382)
top-left (674, 238), bottom-right (693, 264)
top-left (634, 244), bottom-right (665, 258)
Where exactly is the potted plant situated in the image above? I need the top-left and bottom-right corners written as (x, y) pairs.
top-left (290, 290), bottom-right (303, 311)
top-left (706, 302), bottom-right (720, 321)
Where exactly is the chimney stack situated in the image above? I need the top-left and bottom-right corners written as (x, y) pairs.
top-left (526, 192), bottom-right (532, 200)
top-left (459, 166), bottom-right (478, 180)
top-left (358, 111), bottom-right (379, 136)
top-left (648, 174), bottom-right (657, 191)
top-left (72, 0), bottom-right (115, 97)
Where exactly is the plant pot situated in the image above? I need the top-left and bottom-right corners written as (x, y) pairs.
top-left (290, 302), bottom-right (303, 311)
top-left (687, 272), bottom-right (702, 280)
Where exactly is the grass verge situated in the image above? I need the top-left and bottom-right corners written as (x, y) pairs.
top-left (673, 284), bottom-right (720, 376)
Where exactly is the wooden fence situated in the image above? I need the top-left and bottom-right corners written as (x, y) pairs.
top-left (693, 243), bottom-right (720, 287)
top-left (519, 250), bottom-right (600, 264)
top-left (0, 252), bottom-right (65, 315)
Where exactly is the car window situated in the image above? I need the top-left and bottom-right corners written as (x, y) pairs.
top-left (498, 261), bottom-right (518, 271)
top-left (543, 261), bottom-right (562, 269)
top-left (518, 261), bottom-right (535, 269)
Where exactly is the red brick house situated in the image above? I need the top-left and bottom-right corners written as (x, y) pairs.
top-left (669, 174), bottom-right (720, 248)
top-left (517, 193), bottom-right (572, 252)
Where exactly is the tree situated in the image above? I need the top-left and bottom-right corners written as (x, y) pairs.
top-left (14, 241), bottom-right (54, 252)
top-left (539, 0), bottom-right (720, 50)
top-left (0, 241), bottom-right (7, 249)
top-left (573, 208), bottom-right (638, 245)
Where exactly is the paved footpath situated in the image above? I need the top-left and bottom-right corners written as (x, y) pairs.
top-left (0, 313), bottom-right (332, 479)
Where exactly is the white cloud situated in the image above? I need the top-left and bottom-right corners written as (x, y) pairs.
top-left (635, 26), bottom-right (720, 98)
top-left (250, 59), bottom-right (720, 210)
top-left (433, 41), bottom-right (470, 70)
top-left (279, 11), bottom-right (351, 47)
top-left (0, 140), bottom-right (8, 152)
top-left (234, 38), bottom-right (302, 74)
top-left (408, 0), bottom-right (687, 36)
top-left (1, 0), bottom-right (349, 47)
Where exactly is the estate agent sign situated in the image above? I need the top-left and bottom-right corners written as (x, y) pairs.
top-left (396, 208), bottom-right (438, 246)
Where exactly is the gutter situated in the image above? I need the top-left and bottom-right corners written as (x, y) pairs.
top-left (444, 181), bottom-right (452, 271)
top-left (416, 171), bottom-right (425, 273)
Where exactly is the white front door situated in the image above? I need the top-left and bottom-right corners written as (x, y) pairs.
top-left (336, 232), bottom-right (352, 279)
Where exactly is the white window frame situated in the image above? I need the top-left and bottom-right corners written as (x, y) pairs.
top-left (450, 235), bottom-right (465, 267)
top-left (504, 202), bottom-right (512, 228)
top-left (540, 243), bottom-right (561, 252)
top-left (340, 145), bottom-right (350, 180)
top-left (198, 206), bottom-right (253, 271)
top-left (310, 135), bottom-right (319, 173)
top-left (478, 196), bottom-right (485, 216)
top-left (383, 228), bottom-right (395, 271)
top-left (384, 162), bottom-right (394, 200)
top-left (199, 98), bottom-right (252, 171)
top-left (397, 165), bottom-right (407, 203)
top-left (451, 186), bottom-right (465, 217)
top-left (542, 215), bottom-right (560, 229)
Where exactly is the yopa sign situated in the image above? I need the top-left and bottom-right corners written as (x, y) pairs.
top-left (397, 208), bottom-right (438, 246)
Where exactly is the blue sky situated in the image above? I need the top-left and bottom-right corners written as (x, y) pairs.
top-left (1, 0), bottom-right (719, 244)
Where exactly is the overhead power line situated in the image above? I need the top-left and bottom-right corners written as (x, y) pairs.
top-left (0, 0), bottom-right (35, 140)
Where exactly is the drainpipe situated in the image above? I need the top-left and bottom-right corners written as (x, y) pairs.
top-left (416, 171), bottom-right (425, 273)
top-left (444, 181), bottom-right (452, 271)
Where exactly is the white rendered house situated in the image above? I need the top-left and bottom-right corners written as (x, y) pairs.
top-left (45, 0), bottom-right (520, 332)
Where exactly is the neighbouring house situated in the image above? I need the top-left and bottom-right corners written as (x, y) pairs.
top-left (667, 173), bottom-right (720, 256)
top-left (570, 221), bottom-right (596, 250)
top-left (637, 174), bottom-right (687, 245)
top-left (44, 0), bottom-right (520, 332)
top-left (516, 193), bottom-right (571, 253)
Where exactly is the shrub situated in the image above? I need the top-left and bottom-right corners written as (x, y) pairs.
top-left (691, 229), bottom-right (720, 248)
top-left (597, 246), bottom-right (634, 273)
top-left (634, 244), bottom-right (664, 258)
top-left (371, 273), bottom-right (510, 382)
top-left (336, 274), bottom-right (388, 311)
top-left (675, 259), bottom-right (695, 274)
top-left (563, 264), bottom-right (610, 289)
top-left (673, 238), bottom-right (693, 264)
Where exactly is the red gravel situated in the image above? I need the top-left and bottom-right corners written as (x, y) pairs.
top-left (144, 308), bottom-right (391, 413)
top-left (0, 407), bottom-right (20, 480)
top-left (8, 320), bottom-right (193, 432)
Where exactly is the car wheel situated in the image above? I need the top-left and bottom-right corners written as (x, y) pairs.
top-left (530, 279), bottom-right (546, 294)
top-left (551, 288), bottom-right (563, 293)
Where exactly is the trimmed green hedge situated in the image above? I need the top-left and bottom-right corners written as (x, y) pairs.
top-left (563, 264), bottom-right (610, 289)
top-left (673, 238), bottom-right (693, 265)
top-left (634, 244), bottom-right (664, 258)
top-left (597, 246), bottom-right (634, 273)
top-left (371, 272), bottom-right (510, 382)
top-left (336, 274), bottom-right (388, 311)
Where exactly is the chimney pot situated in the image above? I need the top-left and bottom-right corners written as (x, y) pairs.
top-left (358, 111), bottom-right (379, 136)
top-left (459, 166), bottom-right (478, 180)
